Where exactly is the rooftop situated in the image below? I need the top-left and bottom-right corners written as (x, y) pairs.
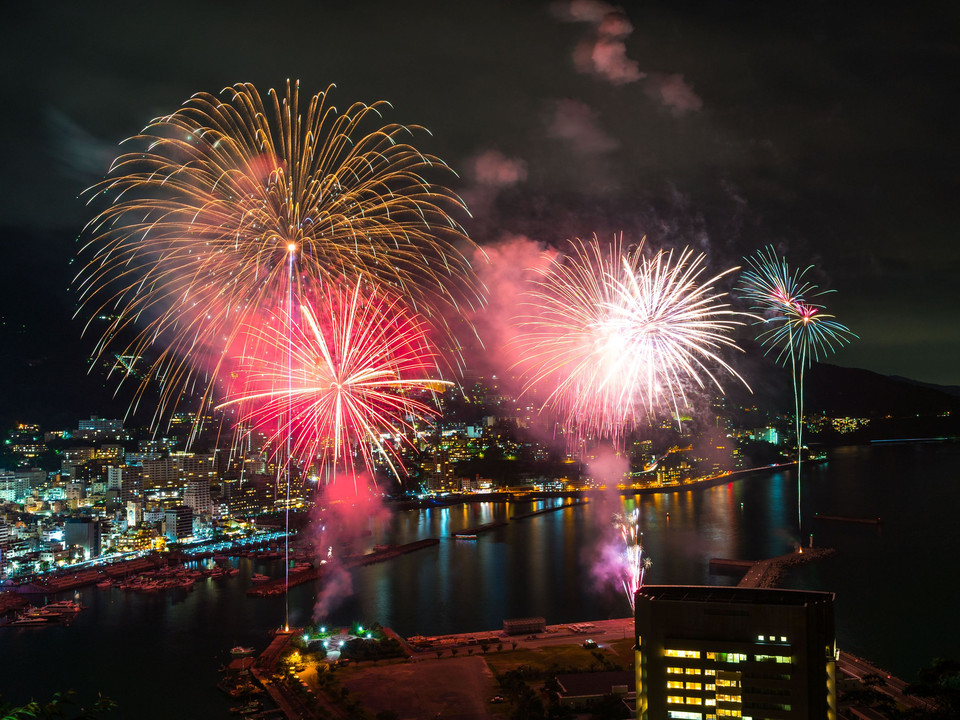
top-left (638, 585), bottom-right (835, 607)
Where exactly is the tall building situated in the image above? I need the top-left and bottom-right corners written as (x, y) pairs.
top-left (107, 465), bottom-right (144, 504)
top-left (183, 478), bottom-right (212, 516)
top-left (163, 506), bottom-right (193, 543)
top-left (635, 586), bottom-right (837, 720)
top-left (64, 517), bottom-right (102, 560)
top-left (142, 457), bottom-right (179, 491)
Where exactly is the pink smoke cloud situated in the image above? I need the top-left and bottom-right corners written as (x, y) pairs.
top-left (585, 444), bottom-right (629, 488)
top-left (644, 73), bottom-right (704, 116)
top-left (547, 99), bottom-right (619, 155)
top-left (552, 1), bottom-right (704, 114)
top-left (551, 0), bottom-right (616, 24)
top-left (309, 473), bottom-right (388, 621)
top-left (469, 235), bottom-right (557, 371)
top-left (472, 150), bottom-right (528, 188)
top-left (555, 1), bottom-right (643, 86)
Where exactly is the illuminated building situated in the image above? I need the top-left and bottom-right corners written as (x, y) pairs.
top-left (163, 506), bottom-right (193, 543)
top-left (635, 586), bottom-right (837, 720)
top-left (63, 517), bottom-right (102, 560)
top-left (183, 477), bottom-right (213, 516)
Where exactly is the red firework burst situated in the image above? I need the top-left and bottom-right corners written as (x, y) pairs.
top-left (219, 279), bottom-right (449, 481)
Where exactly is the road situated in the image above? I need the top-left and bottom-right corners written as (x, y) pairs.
top-left (837, 650), bottom-right (934, 713)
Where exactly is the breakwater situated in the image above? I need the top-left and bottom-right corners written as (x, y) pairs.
top-left (737, 547), bottom-right (836, 588)
top-left (511, 499), bottom-right (590, 521)
top-left (246, 539), bottom-right (440, 597)
top-left (451, 520), bottom-right (508, 538)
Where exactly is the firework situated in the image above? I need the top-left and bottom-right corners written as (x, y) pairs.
top-left (74, 80), bottom-right (478, 428)
top-left (614, 509), bottom-right (650, 611)
top-left (738, 246), bottom-right (856, 534)
top-left (217, 279), bottom-right (450, 481)
top-left (514, 235), bottom-right (749, 440)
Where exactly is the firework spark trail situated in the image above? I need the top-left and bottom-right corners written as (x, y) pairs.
top-left (74, 80), bottom-right (479, 432)
top-left (514, 235), bottom-right (750, 442)
top-left (738, 246), bottom-right (857, 536)
top-left (614, 509), bottom-right (650, 611)
top-left (217, 279), bottom-right (450, 483)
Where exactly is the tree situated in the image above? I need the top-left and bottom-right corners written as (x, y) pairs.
top-left (903, 658), bottom-right (960, 719)
top-left (1, 692), bottom-right (116, 719)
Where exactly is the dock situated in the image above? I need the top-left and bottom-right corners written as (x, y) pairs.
top-left (737, 547), bottom-right (836, 588)
top-left (512, 500), bottom-right (590, 522)
top-left (451, 520), bottom-right (508, 538)
top-left (247, 539), bottom-right (440, 597)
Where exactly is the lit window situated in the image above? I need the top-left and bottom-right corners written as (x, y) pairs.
top-left (668, 666), bottom-right (686, 675)
top-left (686, 697), bottom-right (703, 705)
top-left (668, 681), bottom-right (684, 689)
top-left (705, 699), bottom-right (717, 706)
top-left (780, 636), bottom-right (787, 643)
top-left (704, 669), bottom-right (716, 676)
top-left (768, 636), bottom-right (775, 641)
top-left (686, 682), bottom-right (702, 690)
top-left (668, 712), bottom-right (703, 720)
top-left (667, 696), bottom-right (686, 705)
top-left (757, 635), bottom-right (764, 641)
top-left (667, 649), bottom-right (702, 658)
top-left (706, 652), bottom-right (717, 660)
top-left (686, 668), bottom-right (702, 675)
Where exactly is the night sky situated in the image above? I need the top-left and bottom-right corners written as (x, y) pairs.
top-left (1, 0), bottom-right (958, 426)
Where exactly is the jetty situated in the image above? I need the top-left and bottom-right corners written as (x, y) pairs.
top-left (512, 500), bottom-right (590, 522)
top-left (247, 538), bottom-right (440, 597)
top-left (451, 520), bottom-right (508, 538)
top-left (737, 547), bottom-right (836, 589)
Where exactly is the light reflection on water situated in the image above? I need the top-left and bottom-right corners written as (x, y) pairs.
top-left (2, 443), bottom-right (958, 716)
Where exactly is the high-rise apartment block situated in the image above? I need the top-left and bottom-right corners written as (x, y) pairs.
top-left (635, 586), bottom-right (837, 720)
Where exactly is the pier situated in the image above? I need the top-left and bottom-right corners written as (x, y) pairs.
top-left (451, 520), bottom-right (508, 538)
top-left (512, 499), bottom-right (590, 522)
top-left (247, 539), bottom-right (440, 597)
top-left (737, 547), bottom-right (836, 588)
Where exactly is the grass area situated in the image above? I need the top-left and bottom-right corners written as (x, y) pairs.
top-left (608, 637), bottom-right (637, 665)
top-left (484, 643), bottom-right (622, 676)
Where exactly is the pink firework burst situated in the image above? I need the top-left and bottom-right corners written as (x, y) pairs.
top-left (514, 235), bottom-right (749, 441)
top-left (219, 279), bottom-right (449, 481)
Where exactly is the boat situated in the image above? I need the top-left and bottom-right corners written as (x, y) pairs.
top-left (229, 700), bottom-right (261, 715)
top-left (250, 574), bottom-right (270, 583)
top-left (96, 580), bottom-right (112, 589)
top-left (230, 646), bottom-right (256, 657)
top-left (9, 615), bottom-right (52, 626)
top-left (42, 601), bottom-right (83, 614)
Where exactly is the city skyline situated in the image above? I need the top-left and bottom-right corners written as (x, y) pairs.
top-left (1, 1), bottom-right (958, 433)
